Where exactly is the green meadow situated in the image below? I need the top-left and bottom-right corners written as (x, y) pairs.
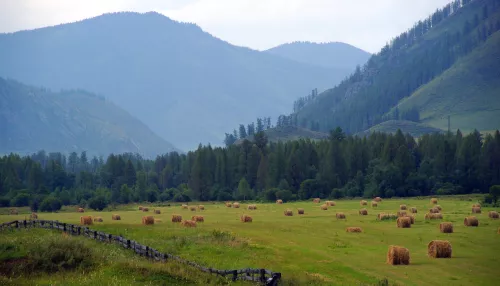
top-left (1, 196), bottom-right (499, 285)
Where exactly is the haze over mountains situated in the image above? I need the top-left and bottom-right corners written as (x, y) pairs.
top-left (0, 12), bottom-right (368, 152)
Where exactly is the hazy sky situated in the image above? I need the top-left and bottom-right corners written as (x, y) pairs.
top-left (0, 0), bottom-right (451, 53)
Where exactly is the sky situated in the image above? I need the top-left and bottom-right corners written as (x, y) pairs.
top-left (0, 0), bottom-right (452, 53)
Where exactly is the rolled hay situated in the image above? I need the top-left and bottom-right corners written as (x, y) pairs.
top-left (297, 208), bottom-right (305, 215)
top-left (410, 207), bottom-right (417, 213)
top-left (464, 216), bottom-right (479, 227)
top-left (406, 215), bottom-right (415, 224)
top-left (472, 207), bottom-right (481, 214)
top-left (192, 215), bottom-right (204, 222)
top-left (386, 245), bottom-right (410, 265)
top-left (154, 219), bottom-right (162, 223)
top-left (198, 205), bottom-right (205, 210)
top-left (247, 204), bottom-right (257, 210)
top-left (171, 214), bottom-right (182, 223)
top-left (371, 201), bottom-right (378, 207)
top-left (472, 203), bottom-right (481, 208)
top-left (181, 204), bottom-right (188, 209)
top-left (189, 206), bottom-right (196, 211)
top-left (336, 212), bottom-right (346, 219)
top-left (488, 211), bottom-right (499, 219)
top-left (397, 211), bottom-right (407, 217)
top-left (400, 204), bottom-right (407, 210)
top-left (326, 201), bottom-right (336, 207)
top-left (429, 207), bottom-right (440, 214)
top-left (374, 197), bottom-right (382, 202)
top-left (425, 213), bottom-right (443, 220)
top-left (320, 204), bottom-right (328, 210)
top-left (240, 214), bottom-right (253, 222)
top-left (142, 207), bottom-right (149, 212)
top-left (439, 222), bottom-right (454, 233)
top-left (276, 199), bottom-right (283, 204)
top-left (427, 240), bottom-right (452, 258)
top-left (138, 206), bottom-right (143, 211)
top-left (9, 208), bottom-right (18, 215)
top-left (359, 208), bottom-right (368, 215)
top-left (232, 202), bottom-right (240, 208)
top-left (284, 209), bottom-right (293, 216)
top-left (77, 208), bottom-right (85, 213)
top-left (225, 202), bottom-right (232, 207)
top-left (80, 216), bottom-right (93, 225)
top-left (112, 214), bottom-right (121, 220)
top-left (360, 200), bottom-right (368, 206)
top-left (154, 209), bottom-right (161, 214)
top-left (93, 216), bottom-right (103, 223)
top-left (346, 227), bottom-right (362, 233)
top-left (430, 198), bottom-right (438, 204)
top-left (397, 217), bottom-right (411, 228)
top-left (181, 220), bottom-right (197, 227)
top-left (30, 213), bottom-right (38, 219)
top-left (313, 198), bottom-right (320, 203)
top-left (142, 216), bottom-right (154, 225)
top-left (435, 205), bottom-right (442, 211)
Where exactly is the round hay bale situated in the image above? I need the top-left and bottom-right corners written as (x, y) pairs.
top-left (181, 220), bottom-right (197, 227)
top-left (189, 206), bottom-right (196, 211)
top-left (464, 216), bottom-right (479, 227)
top-left (471, 207), bottom-right (481, 214)
top-left (397, 211), bottom-right (407, 217)
top-left (435, 205), bottom-right (442, 211)
top-left (276, 199), bottom-right (283, 204)
top-left (142, 216), bottom-right (154, 225)
top-left (181, 204), bottom-right (188, 209)
top-left (429, 207), bottom-right (440, 214)
top-left (346, 227), bottom-right (362, 233)
top-left (313, 198), bottom-right (320, 203)
top-left (439, 222), bottom-right (453, 233)
top-left (77, 208), bottom-right (85, 213)
top-left (247, 204), bottom-right (257, 210)
top-left (112, 214), bottom-right (121, 220)
top-left (336, 212), bottom-right (346, 219)
top-left (359, 208), bottom-right (368, 215)
top-left (488, 211), bottom-right (499, 219)
top-left (232, 202), bottom-right (240, 208)
top-left (406, 215), bottom-right (415, 224)
top-left (80, 216), bottom-right (93, 225)
top-left (430, 198), bottom-right (438, 204)
top-left (397, 217), bottom-right (411, 228)
top-left (371, 201), bottom-right (378, 207)
top-left (410, 207), bottom-right (417, 213)
top-left (326, 201), bottom-right (336, 207)
top-left (198, 205), bottom-right (205, 210)
top-left (240, 214), bottom-right (252, 222)
top-left (386, 245), bottom-right (410, 265)
top-left (192, 215), bottom-right (204, 222)
top-left (374, 197), bottom-right (382, 202)
top-left (427, 240), bottom-right (452, 258)
top-left (284, 209), bottom-right (293, 216)
top-left (9, 208), bottom-right (19, 215)
top-left (93, 217), bottom-right (103, 222)
top-left (225, 202), bottom-right (232, 207)
top-left (171, 214), bottom-right (182, 223)
top-left (320, 204), bottom-right (328, 210)
top-left (142, 207), bottom-right (149, 212)
top-left (472, 203), bottom-right (481, 208)
top-left (297, 208), bottom-right (305, 215)
top-left (138, 206), bottom-right (143, 211)
top-left (399, 204), bottom-right (407, 210)
top-left (154, 209), bottom-right (161, 214)
top-left (30, 213), bottom-right (38, 219)
top-left (425, 213), bottom-right (443, 220)
top-left (360, 200), bottom-right (368, 206)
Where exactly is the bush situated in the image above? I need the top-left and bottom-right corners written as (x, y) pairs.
top-left (39, 197), bottom-right (62, 212)
top-left (88, 196), bottom-right (108, 211)
top-left (330, 188), bottom-right (344, 199)
top-left (11, 193), bottom-right (31, 207)
top-left (172, 193), bottom-right (191, 202)
top-left (216, 191), bottom-right (233, 201)
top-left (263, 188), bottom-right (278, 201)
top-left (0, 197), bottom-right (10, 207)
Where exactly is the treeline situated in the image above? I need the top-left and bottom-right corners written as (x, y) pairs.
top-left (224, 117), bottom-right (272, 146)
top-left (1, 129), bottom-right (500, 211)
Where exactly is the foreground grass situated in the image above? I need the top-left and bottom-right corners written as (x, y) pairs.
top-left (1, 196), bottom-right (499, 285)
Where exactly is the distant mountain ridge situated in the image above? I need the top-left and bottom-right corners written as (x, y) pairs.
top-left (0, 78), bottom-right (178, 157)
top-left (0, 12), bottom-right (367, 150)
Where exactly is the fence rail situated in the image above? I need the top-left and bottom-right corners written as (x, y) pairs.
top-left (0, 220), bottom-right (281, 285)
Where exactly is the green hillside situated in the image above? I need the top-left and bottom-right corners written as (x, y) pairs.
top-left (236, 126), bottom-right (328, 144)
top-left (356, 120), bottom-right (444, 138)
top-left (0, 78), bottom-right (178, 157)
top-left (393, 30), bottom-right (500, 133)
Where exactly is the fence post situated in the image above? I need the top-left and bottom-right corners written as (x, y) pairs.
top-left (127, 239), bottom-right (131, 249)
top-left (232, 270), bottom-right (238, 281)
top-left (260, 269), bottom-right (266, 283)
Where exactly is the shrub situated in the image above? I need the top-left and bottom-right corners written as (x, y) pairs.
top-left (263, 188), bottom-right (278, 201)
top-left (39, 197), bottom-right (62, 212)
top-left (0, 197), bottom-right (10, 207)
top-left (275, 189), bottom-right (293, 202)
top-left (11, 193), bottom-right (31, 207)
top-left (173, 193), bottom-right (191, 202)
top-left (88, 196), bottom-right (108, 211)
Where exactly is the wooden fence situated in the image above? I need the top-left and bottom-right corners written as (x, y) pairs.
top-left (0, 220), bottom-right (281, 285)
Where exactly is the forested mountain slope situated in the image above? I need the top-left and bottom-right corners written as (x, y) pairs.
top-left (356, 120), bottom-right (444, 138)
top-left (293, 0), bottom-right (500, 135)
top-left (0, 78), bottom-right (178, 157)
top-left (0, 12), bottom-right (362, 150)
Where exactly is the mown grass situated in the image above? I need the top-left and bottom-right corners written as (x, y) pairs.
top-left (1, 196), bottom-right (499, 285)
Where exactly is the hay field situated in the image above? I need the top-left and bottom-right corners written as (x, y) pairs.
top-left (1, 197), bottom-right (499, 285)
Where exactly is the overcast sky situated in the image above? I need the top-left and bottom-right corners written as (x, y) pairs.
top-left (0, 0), bottom-right (451, 53)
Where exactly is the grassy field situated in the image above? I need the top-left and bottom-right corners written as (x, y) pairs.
top-left (356, 120), bottom-right (444, 138)
top-left (1, 196), bottom-right (499, 285)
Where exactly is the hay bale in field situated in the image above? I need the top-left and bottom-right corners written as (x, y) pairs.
top-left (154, 209), bottom-right (161, 214)
top-left (488, 211), bottom-right (499, 219)
top-left (313, 198), bottom-right (320, 203)
top-left (80, 216), bottom-right (93, 225)
top-left (472, 203), bottom-right (481, 208)
top-left (138, 206), bottom-right (143, 211)
top-left (371, 201), bottom-right (378, 207)
top-left (397, 211), bottom-right (407, 217)
top-left (240, 214), bottom-right (253, 222)
top-left (284, 209), bottom-right (293, 216)
top-left (360, 200), bottom-right (368, 206)
top-left (431, 198), bottom-right (438, 204)
top-left (425, 213), bottom-right (443, 220)
top-left (326, 201), bottom-right (336, 206)
top-left (198, 205), bottom-right (205, 210)
top-left (336, 212), bottom-right (346, 219)
top-left (359, 208), bottom-right (368, 215)
top-left (192, 215), bottom-right (204, 222)
top-left (346, 227), bottom-right (362, 233)
top-left (30, 213), bottom-right (38, 219)
top-left (429, 207), bottom-right (440, 214)
top-left (181, 220), bottom-right (197, 227)
top-left (154, 218), bottom-right (162, 223)
top-left (386, 245), bottom-right (410, 265)
top-left (297, 208), bottom-right (305, 215)
top-left (142, 216), bottom-right (154, 225)
top-left (320, 204), bottom-right (328, 210)
top-left (374, 197), bottom-right (382, 202)
top-left (406, 215), bottom-right (415, 224)
top-left (189, 206), bottom-right (196, 211)
top-left (410, 207), bottom-right (417, 213)
top-left (397, 217), bottom-right (411, 228)
top-left (142, 207), bottom-right (149, 212)
top-left (276, 199), bottom-right (283, 204)
top-left (247, 204), bottom-right (257, 210)
top-left (93, 217), bottom-right (103, 222)
top-left (232, 202), bottom-right (240, 208)
top-left (472, 206), bottom-right (481, 214)
top-left (439, 222), bottom-right (453, 233)
top-left (464, 216), bottom-right (479, 227)
top-left (77, 208), bottom-right (85, 213)
top-left (225, 202), bottom-right (232, 207)
top-left (171, 214), bottom-right (182, 223)
top-left (9, 208), bottom-right (18, 215)
top-left (427, 240), bottom-right (452, 258)
top-left (181, 204), bottom-right (188, 209)
top-left (435, 205), bottom-right (442, 211)
top-left (112, 214), bottom-right (121, 220)
top-left (400, 204), bottom-right (407, 210)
